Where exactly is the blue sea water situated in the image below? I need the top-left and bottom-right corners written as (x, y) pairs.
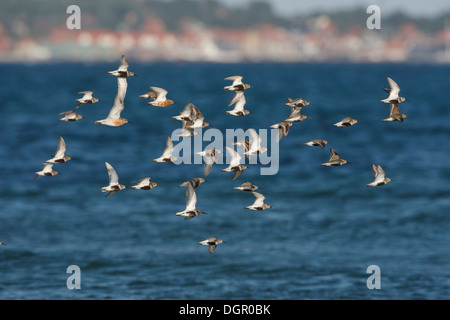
top-left (0, 61), bottom-right (449, 300)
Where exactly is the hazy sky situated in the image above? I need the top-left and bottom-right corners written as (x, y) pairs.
top-left (218, 0), bottom-right (450, 17)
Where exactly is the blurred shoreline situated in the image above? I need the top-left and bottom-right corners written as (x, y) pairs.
top-left (1, 2), bottom-right (450, 64)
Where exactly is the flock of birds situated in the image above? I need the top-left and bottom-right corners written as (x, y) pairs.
top-left (31, 55), bottom-right (408, 254)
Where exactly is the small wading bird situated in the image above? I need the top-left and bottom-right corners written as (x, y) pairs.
top-left (224, 75), bottom-right (253, 92)
top-left (245, 192), bottom-right (272, 211)
top-left (304, 139), bottom-right (328, 149)
top-left (146, 86), bottom-right (175, 107)
top-left (380, 77), bottom-right (406, 104)
top-left (46, 136), bottom-right (71, 164)
top-left (367, 164), bottom-right (392, 187)
top-left (285, 97), bottom-right (311, 108)
top-left (175, 184), bottom-right (207, 220)
top-left (75, 91), bottom-right (100, 108)
top-left (102, 162), bottom-right (126, 197)
top-left (222, 146), bottom-right (247, 180)
top-left (153, 136), bottom-right (178, 163)
top-left (198, 237), bottom-right (224, 254)
top-left (234, 182), bottom-right (260, 192)
top-left (129, 177), bottom-right (158, 190)
top-left (321, 148), bottom-right (349, 166)
top-left (196, 148), bottom-right (222, 177)
top-left (334, 116), bottom-right (358, 128)
top-left (107, 55), bottom-right (135, 78)
top-left (95, 77), bottom-right (130, 127)
top-left (382, 103), bottom-right (407, 123)
top-left (58, 110), bottom-right (85, 122)
top-left (34, 163), bottom-right (59, 180)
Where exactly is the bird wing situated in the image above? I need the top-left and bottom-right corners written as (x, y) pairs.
top-left (161, 136), bottom-right (175, 158)
top-left (329, 148), bottom-right (341, 161)
top-left (371, 164), bottom-right (378, 178)
top-left (58, 110), bottom-right (75, 116)
top-left (232, 93), bottom-right (246, 112)
top-left (225, 75), bottom-right (243, 86)
top-left (130, 177), bottom-right (151, 185)
top-left (211, 149), bottom-right (221, 164)
top-left (118, 55), bottom-right (130, 71)
top-left (191, 107), bottom-right (205, 126)
top-left (235, 140), bottom-right (250, 153)
top-left (286, 106), bottom-right (302, 120)
top-left (376, 165), bottom-right (386, 179)
top-left (226, 146), bottom-right (241, 167)
top-left (281, 122), bottom-right (291, 136)
top-left (240, 182), bottom-right (252, 189)
top-left (54, 136), bottom-right (67, 158)
top-left (386, 77), bottom-right (400, 100)
top-left (185, 184), bottom-right (197, 211)
top-left (390, 103), bottom-right (400, 116)
top-left (251, 192), bottom-right (266, 207)
top-left (248, 129), bottom-right (262, 151)
top-left (181, 120), bottom-right (191, 130)
top-left (150, 86), bottom-right (168, 101)
top-left (105, 162), bottom-right (119, 185)
top-left (78, 91), bottom-right (93, 99)
top-left (232, 169), bottom-right (244, 180)
top-left (107, 77), bottom-right (128, 119)
top-left (43, 163), bottom-right (54, 172)
top-left (138, 177), bottom-right (151, 184)
top-left (248, 128), bottom-right (262, 145)
top-left (341, 116), bottom-right (353, 123)
top-left (204, 163), bottom-right (213, 177)
top-left (208, 244), bottom-right (217, 254)
top-left (181, 102), bottom-right (194, 117)
top-left (228, 90), bottom-right (244, 106)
